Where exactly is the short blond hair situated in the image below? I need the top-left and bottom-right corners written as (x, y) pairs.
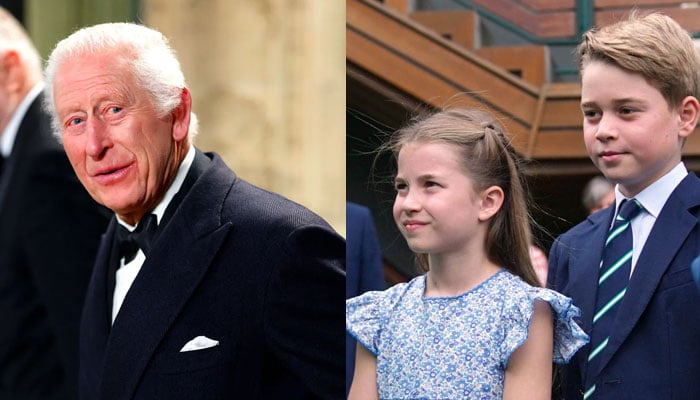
top-left (578, 12), bottom-right (700, 108)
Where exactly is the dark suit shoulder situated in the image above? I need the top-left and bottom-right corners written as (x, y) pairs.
top-left (555, 207), bottom-right (610, 245)
top-left (225, 175), bottom-right (335, 234)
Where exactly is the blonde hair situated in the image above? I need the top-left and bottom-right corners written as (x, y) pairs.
top-left (383, 108), bottom-right (540, 287)
top-left (578, 12), bottom-right (700, 108)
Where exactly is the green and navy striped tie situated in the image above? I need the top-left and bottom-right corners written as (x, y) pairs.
top-left (583, 198), bottom-right (642, 399)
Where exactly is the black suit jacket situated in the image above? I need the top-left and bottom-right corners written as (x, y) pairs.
top-left (0, 93), bottom-right (110, 399)
top-left (79, 150), bottom-right (346, 399)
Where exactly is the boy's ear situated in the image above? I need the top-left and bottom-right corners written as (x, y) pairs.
top-left (479, 185), bottom-right (504, 222)
top-left (677, 95), bottom-right (700, 139)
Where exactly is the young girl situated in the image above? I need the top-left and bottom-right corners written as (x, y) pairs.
top-left (346, 108), bottom-right (588, 399)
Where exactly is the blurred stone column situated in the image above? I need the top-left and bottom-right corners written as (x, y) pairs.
top-left (144, 0), bottom-right (345, 234)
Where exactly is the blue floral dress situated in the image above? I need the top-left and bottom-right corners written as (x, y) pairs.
top-left (346, 269), bottom-right (588, 399)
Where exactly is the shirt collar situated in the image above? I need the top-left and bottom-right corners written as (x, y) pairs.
top-left (118, 144), bottom-right (195, 230)
top-left (614, 162), bottom-right (687, 218)
top-left (0, 82), bottom-right (45, 158)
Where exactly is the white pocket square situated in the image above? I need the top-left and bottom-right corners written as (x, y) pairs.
top-left (179, 336), bottom-right (220, 352)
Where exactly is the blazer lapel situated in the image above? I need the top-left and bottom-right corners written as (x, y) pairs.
top-left (565, 209), bottom-right (612, 377)
top-left (593, 175), bottom-right (700, 376)
top-left (98, 153), bottom-right (236, 399)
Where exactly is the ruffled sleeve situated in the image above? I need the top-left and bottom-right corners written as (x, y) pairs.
top-left (537, 288), bottom-right (589, 363)
top-left (500, 286), bottom-right (589, 367)
top-left (346, 290), bottom-right (385, 356)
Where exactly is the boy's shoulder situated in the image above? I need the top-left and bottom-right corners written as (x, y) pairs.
top-left (558, 207), bottom-right (611, 241)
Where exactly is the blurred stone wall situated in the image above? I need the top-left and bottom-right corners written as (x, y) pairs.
top-left (27, 0), bottom-right (345, 235)
top-left (144, 0), bottom-right (345, 234)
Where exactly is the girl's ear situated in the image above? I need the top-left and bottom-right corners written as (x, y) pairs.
top-left (479, 185), bottom-right (504, 222)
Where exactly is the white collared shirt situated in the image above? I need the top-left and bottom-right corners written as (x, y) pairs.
top-left (0, 83), bottom-right (45, 158)
top-left (112, 145), bottom-right (195, 323)
top-left (613, 162), bottom-right (687, 276)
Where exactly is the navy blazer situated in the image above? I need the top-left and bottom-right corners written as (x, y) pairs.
top-left (345, 202), bottom-right (385, 395)
top-left (346, 202), bottom-right (385, 298)
top-left (79, 151), bottom-right (346, 399)
top-left (548, 173), bottom-right (700, 399)
top-left (0, 94), bottom-right (109, 399)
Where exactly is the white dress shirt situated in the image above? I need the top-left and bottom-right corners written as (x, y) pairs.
top-left (0, 83), bottom-right (44, 158)
top-left (612, 162), bottom-right (687, 276)
top-left (112, 145), bottom-right (195, 323)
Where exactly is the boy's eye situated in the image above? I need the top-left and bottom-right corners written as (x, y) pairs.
top-left (394, 182), bottom-right (407, 191)
top-left (619, 107), bottom-right (634, 115)
top-left (582, 109), bottom-right (599, 118)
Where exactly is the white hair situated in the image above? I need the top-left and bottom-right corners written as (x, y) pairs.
top-left (43, 22), bottom-right (198, 140)
top-left (582, 176), bottom-right (614, 213)
top-left (0, 7), bottom-right (42, 82)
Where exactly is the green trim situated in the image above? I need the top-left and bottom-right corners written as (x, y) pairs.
top-left (583, 384), bottom-right (596, 399)
top-left (452, 0), bottom-right (700, 43)
top-left (575, 0), bottom-right (594, 38)
top-left (598, 251), bottom-right (632, 285)
top-left (587, 336), bottom-right (608, 361)
top-left (592, 288), bottom-right (626, 324)
top-left (450, 0), bottom-right (700, 76)
top-left (451, 0), bottom-right (582, 45)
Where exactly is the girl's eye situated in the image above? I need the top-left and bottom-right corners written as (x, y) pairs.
top-left (394, 182), bottom-right (407, 191)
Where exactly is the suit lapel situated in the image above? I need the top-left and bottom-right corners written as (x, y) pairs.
top-left (98, 152), bottom-right (237, 399)
top-left (593, 174), bottom-right (700, 376)
top-left (566, 209), bottom-right (612, 377)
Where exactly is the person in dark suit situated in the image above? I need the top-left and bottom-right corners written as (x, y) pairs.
top-left (345, 201), bottom-right (385, 396)
top-left (548, 13), bottom-right (700, 399)
top-left (0, 7), bottom-right (110, 400)
top-left (42, 22), bottom-right (345, 400)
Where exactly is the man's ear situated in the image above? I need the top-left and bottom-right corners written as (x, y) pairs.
top-left (678, 95), bottom-right (700, 139)
top-left (478, 185), bottom-right (504, 222)
top-left (0, 50), bottom-right (24, 92)
top-left (171, 87), bottom-right (192, 142)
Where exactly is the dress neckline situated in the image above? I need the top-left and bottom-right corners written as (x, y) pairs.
top-left (420, 269), bottom-right (506, 300)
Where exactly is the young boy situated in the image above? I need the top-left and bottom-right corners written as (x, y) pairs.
top-left (548, 12), bottom-right (700, 399)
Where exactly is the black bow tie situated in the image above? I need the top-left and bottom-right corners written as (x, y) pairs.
top-left (116, 214), bottom-right (158, 263)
